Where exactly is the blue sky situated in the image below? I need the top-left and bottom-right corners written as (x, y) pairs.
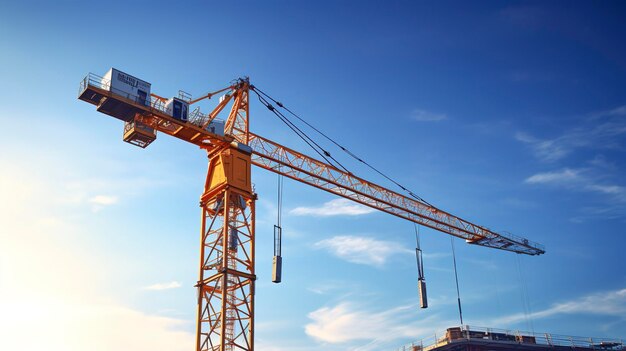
top-left (1, 1), bottom-right (625, 350)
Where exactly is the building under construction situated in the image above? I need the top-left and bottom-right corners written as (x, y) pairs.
top-left (396, 326), bottom-right (625, 351)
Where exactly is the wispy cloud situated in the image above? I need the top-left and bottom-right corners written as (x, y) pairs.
top-left (0, 168), bottom-right (193, 351)
top-left (304, 287), bottom-right (626, 350)
top-left (411, 109), bottom-right (447, 122)
top-left (0, 297), bottom-right (194, 351)
top-left (143, 281), bottom-right (182, 291)
top-left (305, 301), bottom-right (453, 350)
top-left (493, 288), bottom-right (626, 325)
top-left (518, 106), bottom-right (626, 220)
top-left (516, 105), bottom-right (626, 162)
top-left (89, 195), bottom-right (118, 206)
top-left (88, 194), bottom-right (118, 212)
top-left (307, 282), bottom-right (344, 295)
top-left (515, 132), bottom-right (573, 162)
top-left (314, 235), bottom-right (411, 267)
top-left (524, 168), bottom-right (626, 203)
top-left (290, 199), bottom-right (375, 217)
top-left (525, 168), bottom-right (581, 184)
top-left (308, 285), bottom-right (336, 295)
top-left (591, 105), bottom-right (626, 119)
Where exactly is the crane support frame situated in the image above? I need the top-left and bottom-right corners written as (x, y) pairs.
top-left (78, 70), bottom-right (546, 351)
top-left (196, 146), bottom-right (256, 351)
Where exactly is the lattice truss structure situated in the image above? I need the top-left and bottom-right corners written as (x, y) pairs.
top-left (245, 133), bottom-right (543, 255)
top-left (197, 188), bottom-right (255, 351)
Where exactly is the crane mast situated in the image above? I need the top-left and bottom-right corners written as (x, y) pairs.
top-left (198, 144), bottom-right (255, 351)
top-left (78, 70), bottom-right (545, 351)
top-left (195, 84), bottom-right (255, 351)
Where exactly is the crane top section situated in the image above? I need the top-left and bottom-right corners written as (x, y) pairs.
top-left (77, 68), bottom-right (545, 256)
top-left (78, 69), bottom-right (248, 150)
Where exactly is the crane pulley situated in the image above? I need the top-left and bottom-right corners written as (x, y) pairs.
top-left (78, 68), bottom-right (545, 351)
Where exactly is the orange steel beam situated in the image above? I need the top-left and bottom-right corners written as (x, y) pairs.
top-left (78, 73), bottom-right (544, 256)
top-left (244, 132), bottom-right (545, 256)
top-left (150, 93), bottom-right (168, 102)
top-left (189, 86), bottom-right (236, 105)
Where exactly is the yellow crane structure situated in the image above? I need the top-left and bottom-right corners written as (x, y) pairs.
top-left (78, 69), bottom-right (545, 351)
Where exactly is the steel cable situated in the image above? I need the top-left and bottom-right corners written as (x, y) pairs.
top-left (251, 85), bottom-right (432, 206)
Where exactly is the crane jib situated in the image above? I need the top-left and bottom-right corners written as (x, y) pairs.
top-left (245, 133), bottom-right (544, 256)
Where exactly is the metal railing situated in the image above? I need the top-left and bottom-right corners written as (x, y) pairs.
top-left (498, 231), bottom-right (545, 253)
top-left (395, 326), bottom-right (624, 351)
top-left (79, 72), bottom-right (152, 108)
top-left (79, 73), bottom-right (226, 134)
top-left (188, 106), bottom-right (208, 126)
top-left (79, 72), bottom-right (109, 96)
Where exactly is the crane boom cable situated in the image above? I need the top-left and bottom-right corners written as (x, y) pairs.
top-left (415, 224), bottom-right (424, 280)
top-left (277, 168), bottom-right (283, 228)
top-left (251, 85), bottom-right (432, 206)
top-left (254, 92), bottom-right (337, 169)
top-left (253, 90), bottom-right (351, 173)
top-left (516, 255), bottom-right (535, 333)
top-left (254, 90), bottom-right (352, 173)
top-left (451, 237), bottom-right (464, 325)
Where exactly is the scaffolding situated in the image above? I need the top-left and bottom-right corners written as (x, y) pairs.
top-left (395, 326), bottom-right (625, 351)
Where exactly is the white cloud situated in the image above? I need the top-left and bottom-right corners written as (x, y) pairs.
top-left (0, 296), bottom-right (193, 351)
top-left (314, 235), bottom-right (411, 267)
top-left (493, 288), bottom-right (626, 325)
top-left (0, 217), bottom-right (193, 351)
top-left (88, 194), bottom-right (119, 212)
top-left (307, 283), bottom-right (340, 295)
top-left (89, 195), bottom-right (118, 206)
top-left (144, 281), bottom-right (183, 291)
top-left (516, 105), bottom-right (626, 162)
top-left (305, 302), bottom-right (452, 349)
top-left (515, 132), bottom-right (570, 162)
top-left (592, 105), bottom-right (626, 119)
top-left (411, 109), bottom-right (447, 122)
top-left (0, 157), bottom-right (192, 351)
top-left (587, 184), bottom-right (626, 196)
top-left (519, 108), bottom-right (626, 217)
top-left (524, 168), bottom-right (581, 184)
top-left (304, 288), bottom-right (626, 351)
top-left (524, 168), bottom-right (626, 204)
top-left (290, 199), bottom-right (375, 217)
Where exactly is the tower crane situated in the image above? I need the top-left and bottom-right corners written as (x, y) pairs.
top-left (78, 69), bottom-right (545, 351)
